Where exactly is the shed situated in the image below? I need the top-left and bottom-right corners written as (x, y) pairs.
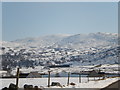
top-left (19, 73), bottom-right (29, 78)
top-left (26, 72), bottom-right (42, 78)
top-left (88, 70), bottom-right (104, 77)
top-left (0, 70), bottom-right (7, 77)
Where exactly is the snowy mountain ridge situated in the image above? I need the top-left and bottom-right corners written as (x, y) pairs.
top-left (2, 32), bottom-right (118, 48)
top-left (1, 32), bottom-right (119, 69)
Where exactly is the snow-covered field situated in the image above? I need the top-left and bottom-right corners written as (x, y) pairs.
top-left (10, 64), bottom-right (119, 76)
top-left (0, 77), bottom-right (119, 89)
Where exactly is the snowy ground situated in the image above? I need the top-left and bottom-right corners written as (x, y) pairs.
top-left (10, 64), bottom-right (119, 75)
top-left (0, 77), bottom-right (119, 89)
top-left (0, 64), bottom-right (119, 89)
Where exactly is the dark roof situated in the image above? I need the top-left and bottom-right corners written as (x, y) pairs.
top-left (19, 73), bottom-right (29, 78)
top-left (88, 70), bottom-right (105, 77)
top-left (27, 72), bottom-right (42, 78)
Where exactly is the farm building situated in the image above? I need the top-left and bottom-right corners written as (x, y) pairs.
top-left (19, 73), bottom-right (29, 78)
top-left (0, 70), bottom-right (7, 77)
top-left (26, 72), bottom-right (42, 78)
top-left (88, 70), bottom-right (105, 77)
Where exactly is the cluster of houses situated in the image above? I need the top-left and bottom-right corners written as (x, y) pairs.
top-left (1, 71), bottom-right (44, 78)
top-left (1, 69), bottom-right (106, 79)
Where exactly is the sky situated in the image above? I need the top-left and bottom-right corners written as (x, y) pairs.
top-left (2, 2), bottom-right (118, 41)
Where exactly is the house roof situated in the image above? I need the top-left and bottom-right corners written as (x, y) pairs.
top-left (88, 70), bottom-right (105, 77)
top-left (27, 72), bottom-right (42, 78)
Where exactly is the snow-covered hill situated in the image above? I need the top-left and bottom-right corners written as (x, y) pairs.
top-left (12, 34), bottom-right (70, 48)
top-left (1, 32), bottom-right (119, 69)
top-left (2, 32), bottom-right (118, 49)
top-left (4, 32), bottom-right (118, 49)
top-left (55, 32), bottom-right (118, 49)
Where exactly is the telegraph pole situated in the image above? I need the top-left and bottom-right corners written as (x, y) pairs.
top-left (67, 72), bottom-right (70, 86)
top-left (16, 68), bottom-right (20, 90)
top-left (48, 70), bottom-right (51, 87)
top-left (79, 71), bottom-right (81, 83)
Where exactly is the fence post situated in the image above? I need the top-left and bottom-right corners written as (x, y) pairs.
top-left (67, 72), bottom-right (70, 86)
top-left (48, 71), bottom-right (51, 87)
top-left (16, 68), bottom-right (20, 90)
top-left (88, 76), bottom-right (89, 82)
top-left (79, 71), bottom-right (81, 83)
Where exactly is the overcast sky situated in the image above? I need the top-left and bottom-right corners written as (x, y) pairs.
top-left (2, 2), bottom-right (118, 41)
